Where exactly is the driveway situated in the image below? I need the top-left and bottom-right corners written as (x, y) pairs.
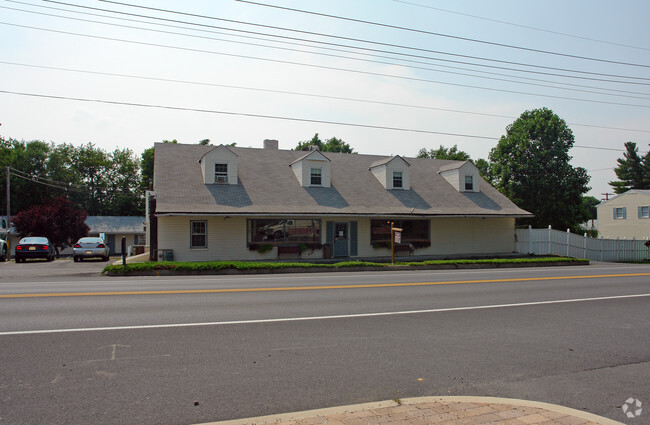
top-left (0, 257), bottom-right (111, 281)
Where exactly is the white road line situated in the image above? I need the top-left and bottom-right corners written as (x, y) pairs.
top-left (1, 293), bottom-right (648, 336)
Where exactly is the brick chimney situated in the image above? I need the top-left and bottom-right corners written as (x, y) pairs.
top-left (263, 139), bottom-right (279, 150)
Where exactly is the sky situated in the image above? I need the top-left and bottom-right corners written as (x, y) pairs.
top-left (1, 0), bottom-right (649, 200)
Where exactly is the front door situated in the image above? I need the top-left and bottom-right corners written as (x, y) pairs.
top-left (333, 222), bottom-right (348, 257)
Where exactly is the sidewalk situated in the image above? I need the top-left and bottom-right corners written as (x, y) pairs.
top-left (199, 396), bottom-right (624, 425)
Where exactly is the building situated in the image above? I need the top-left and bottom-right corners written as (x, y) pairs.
top-left (597, 190), bottom-right (650, 239)
top-left (148, 140), bottom-right (532, 262)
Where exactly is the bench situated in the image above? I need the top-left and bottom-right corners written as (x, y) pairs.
top-left (277, 245), bottom-right (301, 259)
top-left (394, 244), bottom-right (414, 256)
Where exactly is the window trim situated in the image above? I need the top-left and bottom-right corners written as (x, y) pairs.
top-left (190, 220), bottom-right (207, 249)
top-left (613, 207), bottom-right (627, 220)
top-left (392, 171), bottom-right (403, 189)
top-left (214, 163), bottom-right (228, 184)
top-left (639, 205), bottom-right (650, 219)
top-left (310, 168), bottom-right (322, 186)
top-left (464, 175), bottom-right (474, 191)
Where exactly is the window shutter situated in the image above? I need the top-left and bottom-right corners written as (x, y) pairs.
top-left (613, 208), bottom-right (616, 219)
top-left (350, 221), bottom-right (358, 256)
top-left (326, 221), bottom-right (334, 245)
top-left (640, 206), bottom-right (643, 219)
top-left (623, 207), bottom-right (627, 219)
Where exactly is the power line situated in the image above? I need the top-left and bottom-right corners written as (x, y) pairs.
top-left (0, 89), bottom-right (498, 140)
top-left (0, 89), bottom-right (635, 152)
top-left (4, 22), bottom-right (650, 109)
top-left (2, 60), bottom-right (648, 134)
top-left (9, 3), bottom-right (650, 92)
top-left (41, 0), bottom-right (650, 83)
top-left (4, 5), bottom-right (649, 100)
top-left (233, 0), bottom-right (650, 69)
top-left (391, 0), bottom-right (650, 52)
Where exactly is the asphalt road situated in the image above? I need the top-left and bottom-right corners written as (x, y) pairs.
top-left (0, 261), bottom-right (648, 425)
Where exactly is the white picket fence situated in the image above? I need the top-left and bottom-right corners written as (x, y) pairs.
top-left (515, 226), bottom-right (650, 262)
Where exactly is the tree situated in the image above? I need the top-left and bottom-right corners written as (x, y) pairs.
top-left (489, 108), bottom-right (590, 231)
top-left (13, 195), bottom-right (89, 256)
top-left (417, 145), bottom-right (470, 160)
top-left (295, 133), bottom-right (355, 153)
top-left (141, 146), bottom-right (154, 191)
top-left (609, 141), bottom-right (650, 194)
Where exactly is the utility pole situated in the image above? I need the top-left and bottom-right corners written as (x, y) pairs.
top-left (5, 166), bottom-right (10, 253)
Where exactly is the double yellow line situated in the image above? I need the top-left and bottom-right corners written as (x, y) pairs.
top-left (1, 273), bottom-right (649, 299)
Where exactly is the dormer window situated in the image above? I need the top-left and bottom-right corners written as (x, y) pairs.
top-left (393, 171), bottom-right (403, 188)
top-left (290, 150), bottom-right (331, 187)
top-left (215, 163), bottom-right (228, 183)
top-left (199, 145), bottom-right (238, 185)
top-left (310, 168), bottom-right (322, 186)
top-left (370, 156), bottom-right (410, 190)
top-left (464, 175), bottom-right (473, 191)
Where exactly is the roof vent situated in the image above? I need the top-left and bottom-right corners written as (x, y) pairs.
top-left (263, 139), bottom-right (279, 150)
top-left (301, 144), bottom-right (319, 151)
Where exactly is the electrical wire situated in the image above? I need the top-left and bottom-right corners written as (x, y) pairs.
top-left (2, 60), bottom-right (648, 134)
top-left (3, 22), bottom-right (650, 109)
top-left (39, 0), bottom-right (650, 83)
top-left (0, 89), bottom-right (637, 152)
top-left (8, 2), bottom-right (650, 91)
top-left (233, 0), bottom-right (650, 69)
top-left (392, 0), bottom-right (649, 52)
top-left (4, 5), bottom-right (649, 100)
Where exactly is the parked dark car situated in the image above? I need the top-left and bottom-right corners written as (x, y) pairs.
top-left (73, 237), bottom-right (110, 262)
top-left (15, 237), bottom-right (56, 263)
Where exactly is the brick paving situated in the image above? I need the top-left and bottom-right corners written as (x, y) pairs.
top-left (203, 397), bottom-right (624, 425)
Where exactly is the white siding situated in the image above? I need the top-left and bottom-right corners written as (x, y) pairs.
top-left (440, 162), bottom-right (480, 193)
top-left (597, 192), bottom-right (650, 239)
top-left (358, 217), bottom-right (514, 257)
top-left (370, 167), bottom-right (387, 189)
top-left (158, 216), bottom-right (515, 261)
top-left (200, 146), bottom-right (238, 185)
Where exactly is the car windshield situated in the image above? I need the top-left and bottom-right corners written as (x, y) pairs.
top-left (19, 237), bottom-right (48, 244)
top-left (78, 238), bottom-right (103, 244)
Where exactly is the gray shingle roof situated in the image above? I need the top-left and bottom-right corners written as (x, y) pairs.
top-left (85, 216), bottom-right (145, 234)
top-left (153, 143), bottom-right (531, 217)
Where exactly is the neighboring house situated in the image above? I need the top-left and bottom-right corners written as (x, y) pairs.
top-left (1, 216), bottom-right (145, 256)
top-left (597, 190), bottom-right (650, 239)
top-left (84, 216), bottom-right (146, 255)
top-left (148, 140), bottom-right (532, 262)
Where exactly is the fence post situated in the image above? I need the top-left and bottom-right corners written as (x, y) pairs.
top-left (584, 233), bottom-right (587, 260)
top-left (600, 236), bottom-right (603, 262)
top-left (566, 229), bottom-right (570, 257)
top-left (548, 225), bottom-right (552, 255)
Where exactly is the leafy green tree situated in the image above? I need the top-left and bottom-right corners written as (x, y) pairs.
top-left (473, 158), bottom-right (492, 182)
top-left (13, 195), bottom-right (89, 256)
top-left (295, 133), bottom-right (355, 153)
top-left (141, 146), bottom-right (154, 191)
top-left (489, 108), bottom-right (590, 231)
top-left (609, 141), bottom-right (649, 194)
top-left (417, 145), bottom-right (470, 160)
top-left (103, 148), bottom-right (143, 215)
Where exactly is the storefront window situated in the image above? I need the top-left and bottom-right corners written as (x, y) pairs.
top-left (370, 219), bottom-right (429, 246)
top-left (248, 219), bottom-right (321, 244)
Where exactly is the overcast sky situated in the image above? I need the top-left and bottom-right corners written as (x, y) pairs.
top-left (1, 0), bottom-right (649, 200)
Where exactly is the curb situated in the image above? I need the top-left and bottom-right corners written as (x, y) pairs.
top-left (104, 259), bottom-right (588, 276)
top-left (194, 396), bottom-right (624, 425)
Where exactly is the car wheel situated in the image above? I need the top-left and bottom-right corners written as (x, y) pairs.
top-left (0, 247), bottom-right (6, 262)
top-left (47, 255), bottom-right (54, 262)
top-left (103, 255), bottom-right (109, 262)
top-left (15, 257), bottom-right (21, 263)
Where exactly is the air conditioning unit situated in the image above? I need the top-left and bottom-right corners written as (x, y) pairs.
top-left (215, 176), bottom-right (228, 183)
